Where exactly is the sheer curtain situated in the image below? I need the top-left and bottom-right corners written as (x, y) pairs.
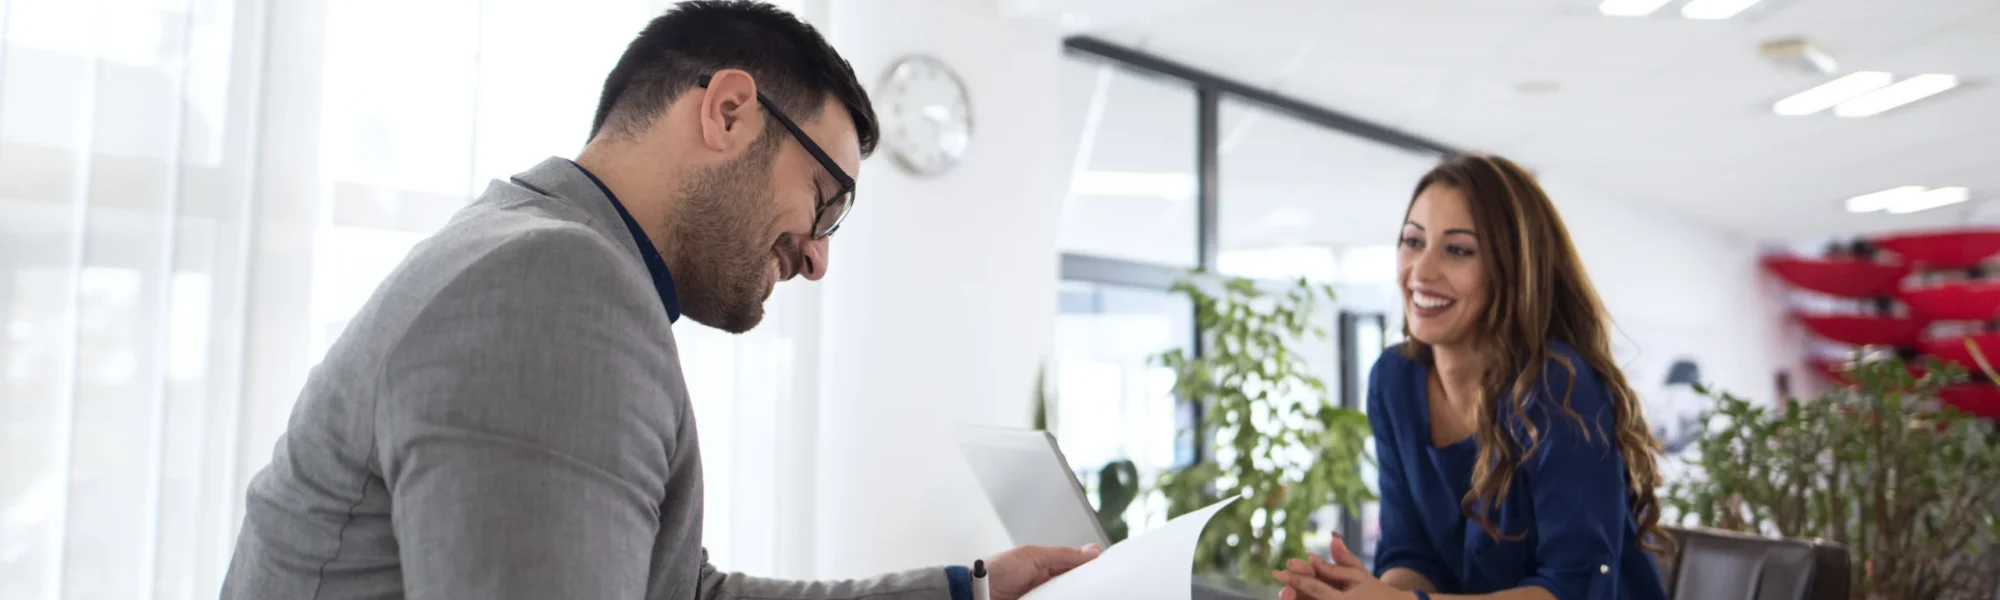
top-left (0, 0), bottom-right (815, 598)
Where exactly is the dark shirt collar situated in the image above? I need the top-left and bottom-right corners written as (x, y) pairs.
top-left (567, 160), bottom-right (680, 323)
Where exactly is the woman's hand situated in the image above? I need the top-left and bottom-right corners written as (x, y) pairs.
top-left (1274, 535), bottom-right (1413, 600)
top-left (1274, 554), bottom-right (1415, 600)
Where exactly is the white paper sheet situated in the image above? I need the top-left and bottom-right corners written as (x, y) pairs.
top-left (1021, 495), bottom-right (1240, 600)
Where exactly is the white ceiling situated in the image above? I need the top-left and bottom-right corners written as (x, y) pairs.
top-left (1058, 0), bottom-right (2000, 244)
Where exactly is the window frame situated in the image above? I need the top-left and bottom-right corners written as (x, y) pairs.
top-left (1056, 36), bottom-right (1461, 547)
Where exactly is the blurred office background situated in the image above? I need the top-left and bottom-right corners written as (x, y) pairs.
top-left (3, 0), bottom-right (1997, 598)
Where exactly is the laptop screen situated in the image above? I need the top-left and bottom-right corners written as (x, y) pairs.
top-left (957, 426), bottom-right (1112, 549)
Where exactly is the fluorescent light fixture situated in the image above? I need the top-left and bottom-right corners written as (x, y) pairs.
top-left (1599, 0), bottom-right (1674, 17)
top-left (1887, 187), bottom-right (1970, 214)
top-left (1833, 74), bottom-right (1960, 117)
top-left (1846, 186), bottom-right (1973, 215)
top-left (1070, 171), bottom-right (1196, 201)
top-left (1681, 0), bottom-right (1763, 19)
top-left (1773, 71), bottom-right (1893, 116)
top-left (1845, 186), bottom-right (1924, 213)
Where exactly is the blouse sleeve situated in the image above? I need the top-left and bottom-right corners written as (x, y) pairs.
top-left (1515, 353), bottom-right (1629, 600)
top-left (1367, 356), bottom-right (1452, 589)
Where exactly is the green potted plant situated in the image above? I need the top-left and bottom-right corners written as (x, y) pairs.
top-left (1151, 275), bottom-right (1375, 585)
top-left (1663, 350), bottom-right (2000, 599)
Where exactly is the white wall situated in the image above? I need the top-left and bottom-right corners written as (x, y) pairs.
top-left (1541, 175), bottom-right (1795, 406)
top-left (813, 0), bottom-right (1069, 578)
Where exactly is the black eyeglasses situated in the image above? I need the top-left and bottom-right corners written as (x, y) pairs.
top-left (697, 74), bottom-right (855, 239)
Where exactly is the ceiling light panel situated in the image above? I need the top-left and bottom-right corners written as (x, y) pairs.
top-left (1833, 74), bottom-right (1960, 118)
top-left (1845, 186), bottom-right (1924, 213)
top-left (1773, 71), bottom-right (1893, 116)
top-left (1599, 0), bottom-right (1674, 17)
top-left (1681, 0), bottom-right (1763, 19)
top-left (1886, 187), bottom-right (1970, 214)
top-left (1845, 186), bottom-right (1973, 215)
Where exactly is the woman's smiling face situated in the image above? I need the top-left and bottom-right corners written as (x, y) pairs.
top-left (1397, 183), bottom-right (1488, 349)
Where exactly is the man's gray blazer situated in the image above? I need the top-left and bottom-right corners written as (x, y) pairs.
top-left (221, 157), bottom-right (952, 599)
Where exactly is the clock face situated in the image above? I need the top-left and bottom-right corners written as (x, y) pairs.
top-left (879, 55), bottom-right (971, 177)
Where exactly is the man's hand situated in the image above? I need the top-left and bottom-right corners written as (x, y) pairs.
top-left (985, 544), bottom-right (1102, 600)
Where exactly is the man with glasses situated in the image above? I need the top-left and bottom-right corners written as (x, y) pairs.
top-left (221, 2), bottom-right (1096, 599)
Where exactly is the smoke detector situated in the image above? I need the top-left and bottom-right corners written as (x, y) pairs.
top-left (1760, 37), bottom-right (1840, 76)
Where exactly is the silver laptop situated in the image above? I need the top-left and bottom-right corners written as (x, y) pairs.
top-left (956, 426), bottom-right (1112, 549)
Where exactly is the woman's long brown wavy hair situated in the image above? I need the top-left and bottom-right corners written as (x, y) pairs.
top-left (1399, 154), bottom-right (1669, 554)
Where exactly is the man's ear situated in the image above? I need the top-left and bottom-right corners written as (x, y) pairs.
top-left (699, 69), bottom-right (762, 152)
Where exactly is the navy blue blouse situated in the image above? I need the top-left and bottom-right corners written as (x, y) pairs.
top-left (1367, 342), bottom-right (1667, 600)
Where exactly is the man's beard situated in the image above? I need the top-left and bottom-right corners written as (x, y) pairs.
top-left (669, 141), bottom-right (780, 334)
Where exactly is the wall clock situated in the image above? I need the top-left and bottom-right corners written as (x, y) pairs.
top-left (878, 55), bottom-right (972, 177)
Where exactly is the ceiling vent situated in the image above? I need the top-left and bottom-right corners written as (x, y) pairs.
top-left (1760, 37), bottom-right (1840, 76)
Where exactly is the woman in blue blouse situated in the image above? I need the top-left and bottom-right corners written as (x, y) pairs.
top-left (1275, 155), bottom-right (1670, 600)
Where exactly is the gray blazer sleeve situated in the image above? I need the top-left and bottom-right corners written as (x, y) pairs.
top-left (375, 226), bottom-right (956, 600)
top-left (378, 227), bottom-right (681, 599)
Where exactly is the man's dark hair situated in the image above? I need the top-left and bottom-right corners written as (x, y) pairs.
top-left (590, 0), bottom-right (878, 158)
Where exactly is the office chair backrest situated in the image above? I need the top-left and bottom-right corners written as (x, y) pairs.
top-left (1657, 526), bottom-right (1851, 600)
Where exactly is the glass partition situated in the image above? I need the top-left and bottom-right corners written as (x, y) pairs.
top-left (1215, 97), bottom-right (1441, 282)
top-left (1057, 60), bottom-right (1201, 268)
top-left (1053, 37), bottom-right (1456, 548)
top-left (1053, 280), bottom-right (1196, 534)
